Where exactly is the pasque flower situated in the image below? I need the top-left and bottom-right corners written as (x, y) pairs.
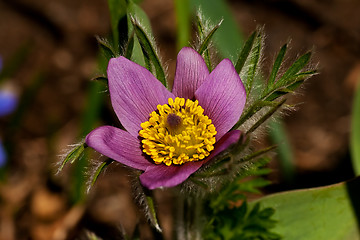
top-left (86, 47), bottom-right (246, 189)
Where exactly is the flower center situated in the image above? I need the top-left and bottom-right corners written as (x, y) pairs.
top-left (139, 97), bottom-right (217, 166)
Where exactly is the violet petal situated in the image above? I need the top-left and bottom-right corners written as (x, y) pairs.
top-left (140, 161), bottom-right (204, 189)
top-left (140, 130), bottom-right (242, 189)
top-left (85, 126), bottom-right (152, 170)
top-left (195, 59), bottom-right (246, 140)
top-left (172, 47), bottom-right (209, 99)
top-left (107, 57), bottom-right (175, 137)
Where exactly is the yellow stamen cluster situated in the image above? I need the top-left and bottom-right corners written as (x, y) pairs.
top-left (139, 97), bottom-right (217, 166)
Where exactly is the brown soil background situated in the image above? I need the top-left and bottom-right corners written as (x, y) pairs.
top-left (0, 0), bottom-right (359, 239)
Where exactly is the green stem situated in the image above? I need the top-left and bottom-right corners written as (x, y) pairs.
top-left (175, 0), bottom-right (190, 50)
top-left (175, 194), bottom-right (204, 240)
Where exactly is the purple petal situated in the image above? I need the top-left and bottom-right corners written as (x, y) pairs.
top-left (107, 57), bottom-right (175, 137)
top-left (140, 130), bottom-right (242, 189)
top-left (85, 126), bottom-right (152, 171)
top-left (0, 91), bottom-right (17, 116)
top-left (140, 160), bottom-right (204, 189)
top-left (195, 59), bottom-right (246, 140)
top-left (172, 47), bottom-right (209, 99)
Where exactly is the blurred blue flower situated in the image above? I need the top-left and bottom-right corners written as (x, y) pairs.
top-left (0, 56), bottom-right (18, 167)
top-left (0, 140), bottom-right (6, 167)
top-left (0, 91), bottom-right (17, 117)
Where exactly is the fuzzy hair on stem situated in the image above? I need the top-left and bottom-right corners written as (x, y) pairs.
top-left (56, 139), bottom-right (86, 175)
top-left (129, 169), bottom-right (162, 233)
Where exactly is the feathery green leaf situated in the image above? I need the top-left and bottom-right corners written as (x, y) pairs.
top-left (267, 44), bottom-right (287, 88)
top-left (131, 18), bottom-right (167, 87)
top-left (235, 30), bottom-right (257, 74)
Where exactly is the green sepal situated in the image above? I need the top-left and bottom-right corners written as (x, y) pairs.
top-left (142, 44), bottom-right (152, 72)
top-left (96, 36), bottom-right (117, 60)
top-left (58, 143), bottom-right (86, 172)
top-left (130, 17), bottom-right (167, 88)
top-left (235, 30), bottom-right (257, 74)
top-left (91, 75), bottom-right (108, 85)
top-left (90, 159), bottom-right (114, 190)
top-left (124, 32), bottom-right (135, 60)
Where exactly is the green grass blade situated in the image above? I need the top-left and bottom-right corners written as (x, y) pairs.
top-left (235, 30), bottom-right (256, 74)
top-left (268, 119), bottom-right (295, 182)
top-left (175, 0), bottom-right (190, 50)
top-left (71, 80), bottom-right (105, 204)
top-left (250, 177), bottom-right (360, 239)
top-left (351, 84), bottom-right (360, 176)
top-left (107, 0), bottom-right (127, 53)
